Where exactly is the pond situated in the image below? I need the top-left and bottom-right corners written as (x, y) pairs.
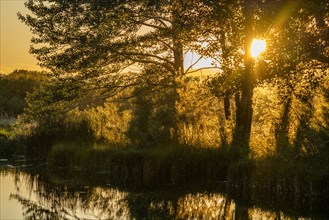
top-left (0, 160), bottom-right (328, 220)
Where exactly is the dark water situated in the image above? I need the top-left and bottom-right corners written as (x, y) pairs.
top-left (0, 160), bottom-right (328, 220)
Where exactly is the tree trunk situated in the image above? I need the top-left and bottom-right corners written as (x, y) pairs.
top-left (233, 1), bottom-right (254, 156)
top-left (275, 95), bottom-right (292, 154)
top-left (219, 31), bottom-right (231, 120)
top-left (170, 8), bottom-right (185, 145)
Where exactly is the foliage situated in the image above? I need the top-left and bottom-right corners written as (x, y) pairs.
top-left (18, 0), bottom-right (218, 144)
top-left (127, 75), bottom-right (222, 148)
top-left (0, 69), bottom-right (45, 116)
top-left (197, 0), bottom-right (329, 155)
top-left (18, 0), bottom-right (210, 73)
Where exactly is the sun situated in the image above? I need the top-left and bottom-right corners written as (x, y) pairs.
top-left (250, 39), bottom-right (266, 58)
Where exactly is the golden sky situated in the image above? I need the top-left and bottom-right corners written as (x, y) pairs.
top-left (0, 0), bottom-right (41, 74)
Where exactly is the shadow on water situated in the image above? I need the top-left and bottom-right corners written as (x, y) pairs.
top-left (0, 161), bottom-right (328, 220)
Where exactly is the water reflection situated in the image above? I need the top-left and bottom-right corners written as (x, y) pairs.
top-left (0, 165), bottom-right (327, 219)
top-left (10, 187), bottom-right (131, 219)
top-left (1, 167), bottom-right (131, 219)
top-left (177, 193), bottom-right (234, 219)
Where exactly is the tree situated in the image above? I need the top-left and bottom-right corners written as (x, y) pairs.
top-left (18, 0), bottom-right (212, 144)
top-left (195, 0), bottom-right (262, 155)
top-left (197, 0), bottom-right (328, 156)
top-left (0, 69), bottom-right (45, 117)
top-left (267, 0), bottom-right (329, 155)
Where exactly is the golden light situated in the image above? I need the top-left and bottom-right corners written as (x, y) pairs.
top-left (250, 39), bottom-right (266, 58)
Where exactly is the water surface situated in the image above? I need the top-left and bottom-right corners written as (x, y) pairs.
top-left (0, 161), bottom-right (327, 219)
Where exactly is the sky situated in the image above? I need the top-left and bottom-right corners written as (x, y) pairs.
top-left (0, 0), bottom-right (216, 75)
top-left (0, 0), bottom-right (41, 74)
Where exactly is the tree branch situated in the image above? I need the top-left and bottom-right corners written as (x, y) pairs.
top-left (184, 55), bottom-right (204, 74)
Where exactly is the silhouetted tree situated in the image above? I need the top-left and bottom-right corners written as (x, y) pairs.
top-left (18, 0), bottom-right (211, 144)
